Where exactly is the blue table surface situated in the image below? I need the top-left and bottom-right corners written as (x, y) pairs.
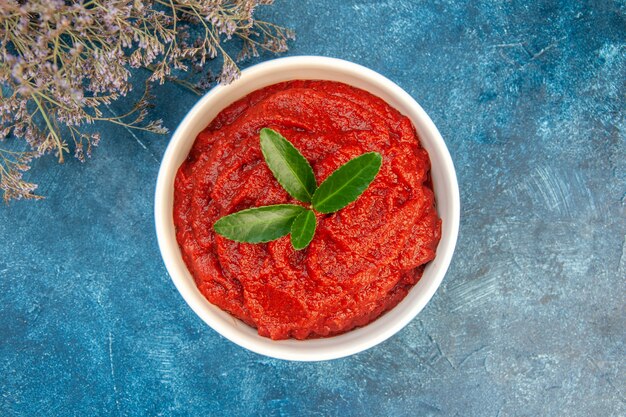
top-left (1, 1), bottom-right (624, 416)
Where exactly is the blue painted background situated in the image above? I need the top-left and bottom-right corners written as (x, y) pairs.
top-left (1, 1), bottom-right (624, 415)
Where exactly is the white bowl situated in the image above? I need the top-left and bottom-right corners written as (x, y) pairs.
top-left (155, 56), bottom-right (459, 361)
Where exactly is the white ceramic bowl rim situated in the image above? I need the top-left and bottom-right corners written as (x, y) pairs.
top-left (155, 56), bottom-right (460, 361)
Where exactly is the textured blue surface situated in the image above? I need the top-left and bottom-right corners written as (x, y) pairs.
top-left (1, 1), bottom-right (625, 415)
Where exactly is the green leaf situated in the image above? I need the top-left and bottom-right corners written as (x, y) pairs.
top-left (312, 152), bottom-right (383, 214)
top-left (213, 204), bottom-right (305, 243)
top-left (290, 209), bottom-right (317, 250)
top-left (260, 128), bottom-right (317, 203)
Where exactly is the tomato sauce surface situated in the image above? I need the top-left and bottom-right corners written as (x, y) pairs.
top-left (174, 80), bottom-right (441, 340)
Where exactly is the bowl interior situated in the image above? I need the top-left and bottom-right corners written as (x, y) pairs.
top-left (155, 56), bottom-right (459, 361)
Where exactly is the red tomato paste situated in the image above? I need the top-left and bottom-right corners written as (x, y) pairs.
top-left (173, 80), bottom-right (441, 340)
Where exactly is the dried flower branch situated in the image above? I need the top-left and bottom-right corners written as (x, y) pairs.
top-left (0, 0), bottom-right (294, 202)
